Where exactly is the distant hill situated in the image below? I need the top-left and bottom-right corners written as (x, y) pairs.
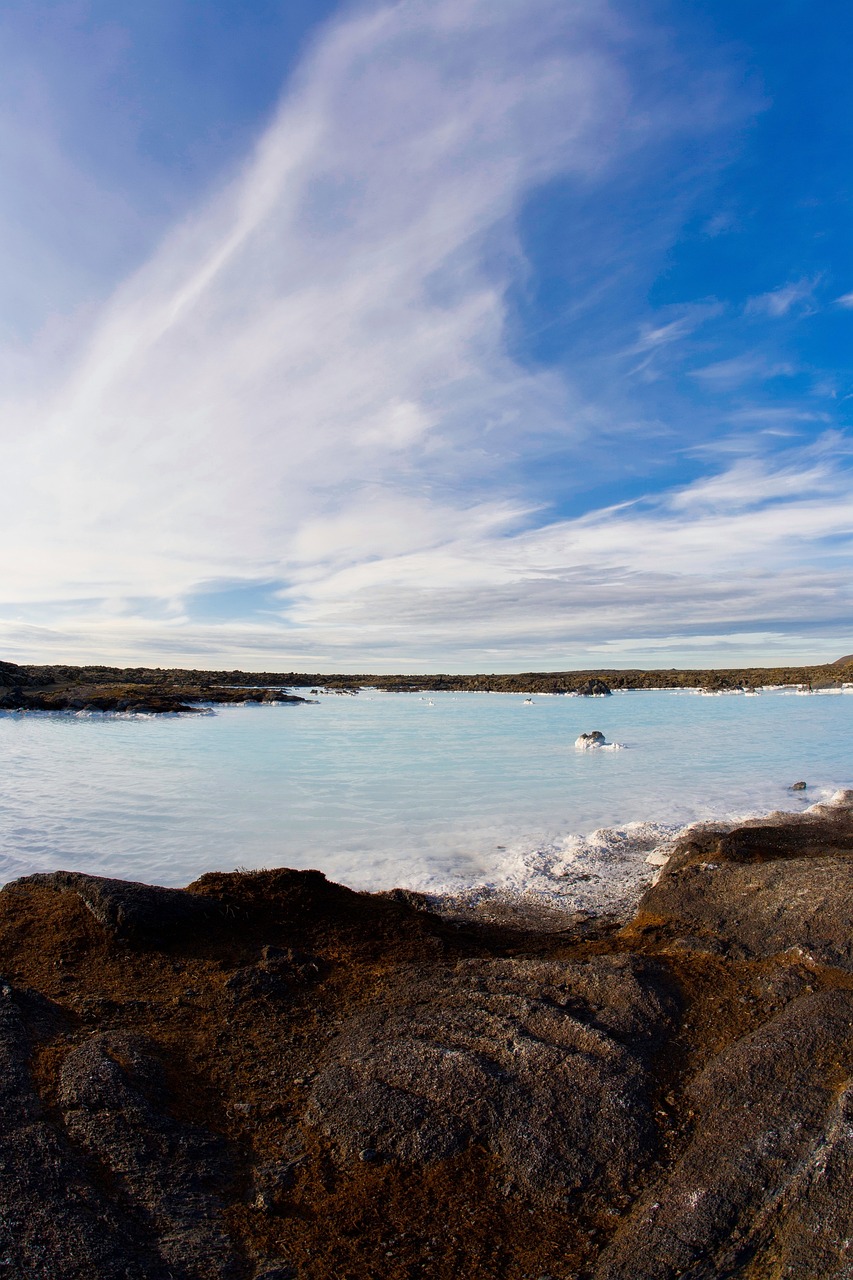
top-left (833, 654), bottom-right (853, 665)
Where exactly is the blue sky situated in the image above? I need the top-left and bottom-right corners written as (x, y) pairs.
top-left (2, 0), bottom-right (852, 671)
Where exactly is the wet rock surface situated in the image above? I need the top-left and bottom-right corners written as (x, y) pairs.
top-left (0, 799), bottom-right (851, 1278)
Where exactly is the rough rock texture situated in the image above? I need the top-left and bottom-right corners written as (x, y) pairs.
top-left (575, 680), bottom-right (612, 697)
top-left (595, 991), bottom-right (853, 1279)
top-left (0, 660), bottom-right (39, 689)
top-left (12, 870), bottom-right (228, 946)
top-left (630, 793), bottom-right (853, 969)
top-left (0, 684), bottom-right (312, 714)
top-left (7, 658), bottom-right (853, 698)
top-left (307, 954), bottom-right (674, 1205)
top-left (0, 797), bottom-right (852, 1278)
top-left (59, 1033), bottom-right (240, 1278)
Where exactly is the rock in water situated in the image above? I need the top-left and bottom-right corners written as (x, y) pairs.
top-left (576, 679), bottom-right (612, 696)
top-left (575, 730), bottom-right (606, 748)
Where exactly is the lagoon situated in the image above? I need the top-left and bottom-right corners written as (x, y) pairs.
top-left (1, 687), bottom-right (851, 913)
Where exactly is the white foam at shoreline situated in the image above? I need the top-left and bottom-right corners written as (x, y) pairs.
top-left (415, 787), bottom-right (853, 926)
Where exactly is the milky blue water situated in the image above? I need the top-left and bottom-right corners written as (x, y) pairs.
top-left (1, 689), bottom-right (851, 910)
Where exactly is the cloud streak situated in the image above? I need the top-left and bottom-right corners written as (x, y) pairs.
top-left (1, 0), bottom-right (851, 670)
top-left (4, 0), bottom-right (642, 600)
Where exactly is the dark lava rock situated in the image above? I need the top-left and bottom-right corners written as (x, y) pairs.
top-left (2, 799), bottom-right (853, 1277)
top-left (0, 981), bottom-right (239, 1278)
top-left (575, 679), bottom-right (612, 696)
top-left (5, 871), bottom-right (227, 947)
top-left (595, 991), bottom-right (853, 1279)
top-left (0, 661), bottom-right (38, 689)
top-left (59, 1033), bottom-right (240, 1279)
top-left (225, 946), bottom-right (321, 1003)
top-left (306, 954), bottom-right (676, 1205)
top-left (632, 797), bottom-right (853, 968)
top-left (0, 982), bottom-right (146, 1277)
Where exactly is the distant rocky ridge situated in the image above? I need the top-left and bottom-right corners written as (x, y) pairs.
top-left (1, 793), bottom-right (852, 1277)
top-left (1, 655), bottom-right (852, 712)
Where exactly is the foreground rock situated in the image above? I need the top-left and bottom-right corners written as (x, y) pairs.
top-left (0, 796), bottom-right (852, 1278)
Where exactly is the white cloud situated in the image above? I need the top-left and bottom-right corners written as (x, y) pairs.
top-left (5, 440), bottom-right (849, 670)
top-left (2, 0), bottom-right (646, 610)
top-left (689, 353), bottom-right (795, 386)
top-left (744, 277), bottom-right (816, 318)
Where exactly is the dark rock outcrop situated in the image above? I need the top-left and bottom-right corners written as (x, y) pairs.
top-left (576, 679), bottom-right (612, 696)
top-left (595, 991), bottom-right (853, 1280)
top-left (0, 983), bottom-right (240, 1278)
top-left (628, 794), bottom-right (853, 969)
top-left (59, 1033), bottom-right (241, 1278)
top-left (0, 796), bottom-right (852, 1277)
top-left (307, 954), bottom-right (675, 1205)
top-left (8, 871), bottom-right (228, 947)
top-left (0, 661), bottom-right (39, 689)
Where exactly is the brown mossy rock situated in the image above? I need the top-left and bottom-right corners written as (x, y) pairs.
top-left (188, 866), bottom-right (450, 957)
top-left (628, 800), bottom-right (853, 968)
top-left (3, 805), bottom-right (853, 1277)
top-left (5, 871), bottom-right (228, 948)
top-left (0, 661), bottom-right (39, 689)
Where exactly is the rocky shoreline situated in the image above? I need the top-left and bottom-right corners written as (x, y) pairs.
top-left (0, 660), bottom-right (314, 714)
top-left (1, 793), bottom-right (852, 1278)
top-left (2, 656), bottom-right (853, 713)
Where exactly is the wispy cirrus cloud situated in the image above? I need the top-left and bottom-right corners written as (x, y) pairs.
top-left (744, 277), bottom-right (817, 318)
top-left (689, 353), bottom-right (796, 387)
top-left (0, 0), bottom-right (693, 607)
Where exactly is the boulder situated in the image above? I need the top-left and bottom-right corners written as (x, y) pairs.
top-left (576, 730), bottom-right (606, 748)
top-left (630, 796), bottom-right (853, 969)
top-left (576, 679), bottom-right (613, 696)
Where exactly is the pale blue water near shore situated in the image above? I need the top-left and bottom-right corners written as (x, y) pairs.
top-left (1, 688), bottom-right (851, 915)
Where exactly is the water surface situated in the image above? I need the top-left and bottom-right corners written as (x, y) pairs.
top-left (1, 688), bottom-right (851, 910)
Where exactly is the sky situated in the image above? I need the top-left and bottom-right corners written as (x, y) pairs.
top-left (2, 0), bottom-right (853, 673)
